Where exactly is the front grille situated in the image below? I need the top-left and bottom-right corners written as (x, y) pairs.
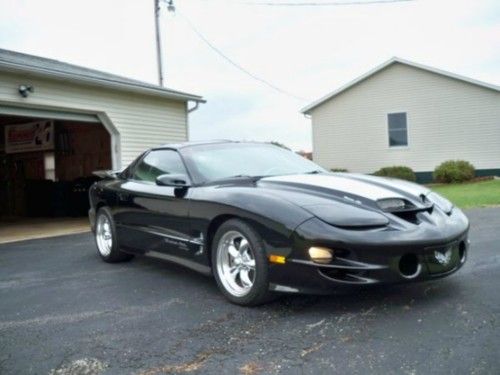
top-left (392, 210), bottom-right (420, 224)
top-left (424, 241), bottom-right (461, 274)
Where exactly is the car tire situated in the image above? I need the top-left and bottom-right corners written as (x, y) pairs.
top-left (94, 207), bottom-right (134, 263)
top-left (212, 218), bottom-right (274, 306)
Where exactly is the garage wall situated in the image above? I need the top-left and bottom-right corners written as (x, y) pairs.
top-left (0, 72), bottom-right (188, 167)
top-left (310, 63), bottom-right (500, 174)
top-left (55, 122), bottom-right (111, 180)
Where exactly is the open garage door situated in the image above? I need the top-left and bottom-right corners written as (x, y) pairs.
top-left (0, 108), bottom-right (114, 243)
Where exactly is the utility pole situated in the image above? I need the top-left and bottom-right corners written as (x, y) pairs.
top-left (154, 0), bottom-right (175, 87)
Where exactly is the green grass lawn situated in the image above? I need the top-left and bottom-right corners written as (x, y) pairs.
top-left (429, 179), bottom-right (500, 209)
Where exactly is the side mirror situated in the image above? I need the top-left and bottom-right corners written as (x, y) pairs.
top-left (156, 174), bottom-right (190, 188)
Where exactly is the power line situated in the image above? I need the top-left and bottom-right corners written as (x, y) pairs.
top-left (242, 0), bottom-right (414, 6)
top-left (177, 11), bottom-right (308, 101)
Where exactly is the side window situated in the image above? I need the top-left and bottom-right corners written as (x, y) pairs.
top-left (132, 150), bottom-right (187, 182)
top-left (388, 112), bottom-right (408, 147)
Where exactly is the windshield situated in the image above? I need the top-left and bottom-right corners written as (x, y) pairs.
top-left (182, 142), bottom-right (325, 183)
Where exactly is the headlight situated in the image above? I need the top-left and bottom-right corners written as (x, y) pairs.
top-left (304, 203), bottom-right (389, 228)
top-left (308, 247), bottom-right (334, 264)
top-left (427, 191), bottom-right (453, 213)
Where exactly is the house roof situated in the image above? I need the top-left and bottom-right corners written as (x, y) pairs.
top-left (0, 48), bottom-right (205, 103)
top-left (301, 57), bottom-right (500, 114)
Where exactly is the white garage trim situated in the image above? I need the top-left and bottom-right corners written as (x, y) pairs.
top-left (96, 112), bottom-right (121, 170)
top-left (0, 103), bottom-right (99, 123)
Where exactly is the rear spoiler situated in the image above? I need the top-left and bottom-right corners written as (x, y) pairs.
top-left (93, 169), bottom-right (123, 179)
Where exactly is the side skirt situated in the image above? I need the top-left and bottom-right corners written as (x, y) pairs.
top-left (145, 251), bottom-right (212, 276)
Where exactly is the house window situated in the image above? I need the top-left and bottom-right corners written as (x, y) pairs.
top-left (388, 112), bottom-right (408, 147)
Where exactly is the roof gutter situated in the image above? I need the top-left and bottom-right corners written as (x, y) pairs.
top-left (0, 61), bottom-right (205, 103)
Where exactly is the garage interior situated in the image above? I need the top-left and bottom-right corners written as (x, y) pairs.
top-left (0, 114), bottom-right (111, 243)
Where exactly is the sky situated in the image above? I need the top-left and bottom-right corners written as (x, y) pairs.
top-left (0, 0), bottom-right (499, 151)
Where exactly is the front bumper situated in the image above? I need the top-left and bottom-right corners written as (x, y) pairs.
top-left (268, 208), bottom-right (470, 294)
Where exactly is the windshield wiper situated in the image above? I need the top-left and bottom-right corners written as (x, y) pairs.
top-left (305, 170), bottom-right (325, 174)
top-left (207, 174), bottom-right (262, 184)
top-left (227, 174), bottom-right (255, 179)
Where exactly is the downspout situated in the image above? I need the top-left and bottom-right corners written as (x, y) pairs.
top-left (187, 100), bottom-right (200, 113)
top-left (186, 100), bottom-right (203, 141)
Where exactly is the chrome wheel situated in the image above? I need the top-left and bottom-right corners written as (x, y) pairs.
top-left (96, 213), bottom-right (113, 257)
top-left (216, 230), bottom-right (256, 297)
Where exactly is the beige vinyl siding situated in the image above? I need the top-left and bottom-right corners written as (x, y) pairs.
top-left (310, 63), bottom-right (500, 173)
top-left (0, 71), bottom-right (187, 166)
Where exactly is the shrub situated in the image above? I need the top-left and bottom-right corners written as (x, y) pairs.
top-left (331, 168), bottom-right (348, 172)
top-left (433, 160), bottom-right (475, 183)
top-left (373, 166), bottom-right (416, 182)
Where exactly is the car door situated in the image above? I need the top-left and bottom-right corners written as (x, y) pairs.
top-left (113, 149), bottom-right (198, 257)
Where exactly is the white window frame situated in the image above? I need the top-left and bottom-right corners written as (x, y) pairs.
top-left (387, 111), bottom-right (409, 149)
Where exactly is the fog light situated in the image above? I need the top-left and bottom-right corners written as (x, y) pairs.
top-left (308, 247), bottom-right (334, 264)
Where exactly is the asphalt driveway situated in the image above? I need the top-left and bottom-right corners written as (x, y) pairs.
top-left (1, 208), bottom-right (499, 374)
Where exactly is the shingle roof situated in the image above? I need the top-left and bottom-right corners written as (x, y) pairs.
top-left (301, 57), bottom-right (500, 114)
top-left (0, 48), bottom-right (204, 102)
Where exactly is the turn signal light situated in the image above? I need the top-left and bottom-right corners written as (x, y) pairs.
top-left (269, 254), bottom-right (286, 264)
top-left (308, 247), bottom-right (334, 264)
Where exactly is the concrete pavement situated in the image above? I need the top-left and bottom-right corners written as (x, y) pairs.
top-left (0, 208), bottom-right (499, 374)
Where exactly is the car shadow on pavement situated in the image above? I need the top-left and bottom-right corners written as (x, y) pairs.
top-left (267, 279), bottom-right (457, 313)
top-left (131, 252), bottom-right (459, 314)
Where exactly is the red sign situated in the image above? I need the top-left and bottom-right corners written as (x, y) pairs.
top-left (5, 121), bottom-right (54, 154)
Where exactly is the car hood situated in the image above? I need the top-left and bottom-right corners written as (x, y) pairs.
top-left (257, 173), bottom-right (431, 228)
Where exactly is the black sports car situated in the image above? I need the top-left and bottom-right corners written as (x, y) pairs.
top-left (89, 140), bottom-right (469, 305)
